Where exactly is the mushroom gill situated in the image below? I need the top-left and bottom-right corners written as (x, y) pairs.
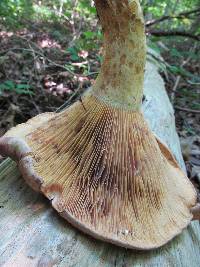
top-left (0, 0), bottom-right (198, 250)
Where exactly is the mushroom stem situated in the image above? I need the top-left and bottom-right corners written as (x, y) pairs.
top-left (93, 0), bottom-right (146, 110)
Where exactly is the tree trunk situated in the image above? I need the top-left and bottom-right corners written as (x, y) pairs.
top-left (0, 58), bottom-right (200, 267)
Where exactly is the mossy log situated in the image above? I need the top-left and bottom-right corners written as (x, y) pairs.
top-left (0, 61), bottom-right (200, 267)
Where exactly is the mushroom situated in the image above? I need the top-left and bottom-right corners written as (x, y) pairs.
top-left (0, 0), bottom-right (199, 250)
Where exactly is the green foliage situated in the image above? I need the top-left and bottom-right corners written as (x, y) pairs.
top-left (0, 0), bottom-right (96, 29)
top-left (167, 64), bottom-right (200, 85)
top-left (67, 46), bottom-right (80, 61)
top-left (78, 30), bottom-right (102, 50)
top-left (0, 0), bottom-right (34, 28)
top-left (143, 0), bottom-right (199, 33)
top-left (0, 0), bottom-right (100, 51)
top-left (0, 81), bottom-right (34, 95)
top-left (142, 0), bottom-right (199, 16)
top-left (1, 0), bottom-right (199, 45)
top-left (0, 0), bottom-right (199, 89)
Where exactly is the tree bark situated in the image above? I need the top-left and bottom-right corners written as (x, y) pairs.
top-left (0, 57), bottom-right (200, 267)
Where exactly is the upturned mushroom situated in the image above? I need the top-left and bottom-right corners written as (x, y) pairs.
top-left (0, 0), bottom-right (199, 250)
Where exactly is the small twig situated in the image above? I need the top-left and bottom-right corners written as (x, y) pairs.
top-left (1, 47), bottom-right (98, 78)
top-left (55, 85), bottom-right (82, 113)
top-left (58, 0), bottom-right (64, 17)
top-left (2, 35), bottom-right (93, 78)
top-left (171, 76), bottom-right (181, 103)
top-left (20, 95), bottom-right (41, 114)
top-left (50, 8), bottom-right (73, 28)
top-left (187, 80), bottom-right (200, 85)
top-left (170, 44), bottom-right (197, 103)
top-left (14, 35), bottom-right (45, 54)
top-left (175, 106), bottom-right (200, 114)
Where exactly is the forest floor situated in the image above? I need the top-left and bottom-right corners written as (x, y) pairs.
top-left (0, 22), bottom-right (199, 189)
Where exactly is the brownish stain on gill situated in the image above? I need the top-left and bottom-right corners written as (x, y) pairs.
top-left (74, 116), bottom-right (86, 134)
top-left (53, 143), bottom-right (62, 154)
top-left (127, 141), bottom-right (162, 211)
top-left (60, 108), bottom-right (162, 224)
top-left (55, 113), bottom-right (88, 168)
top-left (64, 110), bottom-right (114, 220)
top-left (29, 117), bottom-right (62, 147)
top-left (30, 129), bottom-right (62, 156)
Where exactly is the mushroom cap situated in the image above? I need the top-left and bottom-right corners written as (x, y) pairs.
top-left (1, 94), bottom-right (196, 250)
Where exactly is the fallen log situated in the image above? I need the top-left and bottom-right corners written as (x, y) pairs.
top-left (0, 58), bottom-right (200, 266)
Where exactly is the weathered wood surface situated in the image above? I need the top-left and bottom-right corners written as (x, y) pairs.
top-left (0, 60), bottom-right (200, 267)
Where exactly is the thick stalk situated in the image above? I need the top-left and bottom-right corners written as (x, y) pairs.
top-left (93, 0), bottom-right (146, 110)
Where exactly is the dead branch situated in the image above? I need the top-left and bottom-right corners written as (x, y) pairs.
top-left (175, 106), bottom-right (200, 114)
top-left (147, 30), bottom-right (200, 41)
top-left (146, 8), bottom-right (200, 27)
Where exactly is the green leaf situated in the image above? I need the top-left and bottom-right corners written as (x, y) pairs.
top-left (84, 31), bottom-right (95, 39)
top-left (88, 7), bottom-right (96, 14)
top-left (16, 84), bottom-right (31, 89)
top-left (3, 80), bottom-right (15, 90)
top-left (0, 80), bottom-right (34, 95)
top-left (67, 46), bottom-right (80, 61)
